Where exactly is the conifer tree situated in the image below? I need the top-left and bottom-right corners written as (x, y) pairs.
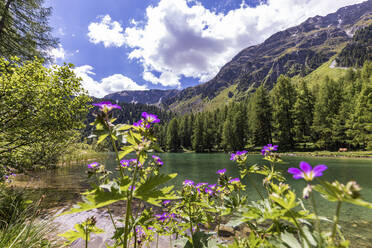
top-left (272, 75), bottom-right (296, 149)
top-left (166, 118), bottom-right (179, 152)
top-left (251, 85), bottom-right (273, 146)
top-left (192, 114), bottom-right (203, 152)
top-left (0, 0), bottom-right (58, 61)
top-left (293, 80), bottom-right (314, 146)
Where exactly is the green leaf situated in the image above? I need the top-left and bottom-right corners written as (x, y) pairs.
top-left (97, 133), bottom-right (109, 144)
top-left (280, 232), bottom-right (302, 248)
top-left (116, 124), bottom-right (132, 131)
top-left (134, 173), bottom-right (179, 206)
top-left (119, 147), bottom-right (135, 159)
top-left (60, 178), bottom-right (131, 215)
top-left (59, 224), bottom-right (86, 244)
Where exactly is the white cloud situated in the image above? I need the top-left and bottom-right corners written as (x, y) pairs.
top-left (74, 65), bottom-right (148, 98)
top-left (48, 44), bottom-right (66, 62)
top-left (123, 0), bottom-right (365, 87)
top-left (88, 15), bottom-right (125, 47)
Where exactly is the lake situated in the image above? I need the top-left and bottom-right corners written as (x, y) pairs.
top-left (15, 153), bottom-right (372, 247)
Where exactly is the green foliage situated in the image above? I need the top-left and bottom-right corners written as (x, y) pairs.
top-left (166, 118), bottom-right (180, 152)
top-left (0, 186), bottom-right (57, 247)
top-left (0, 57), bottom-right (91, 173)
top-left (250, 85), bottom-right (273, 146)
top-left (61, 102), bottom-right (372, 248)
top-left (336, 24), bottom-right (372, 68)
top-left (0, 0), bottom-right (58, 62)
top-left (272, 75), bottom-right (297, 149)
top-left (59, 217), bottom-right (104, 246)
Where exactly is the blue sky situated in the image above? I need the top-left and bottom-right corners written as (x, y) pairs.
top-left (46, 0), bottom-right (364, 97)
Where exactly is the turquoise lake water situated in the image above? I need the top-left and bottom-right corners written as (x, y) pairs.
top-left (16, 153), bottom-right (372, 247)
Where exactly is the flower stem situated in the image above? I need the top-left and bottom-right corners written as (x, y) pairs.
top-left (289, 210), bottom-right (311, 247)
top-left (188, 203), bottom-right (195, 245)
top-left (247, 175), bottom-right (264, 201)
top-left (85, 224), bottom-right (88, 248)
top-left (310, 192), bottom-right (322, 244)
top-left (107, 206), bottom-right (125, 245)
top-left (123, 164), bottom-right (139, 248)
top-left (332, 201), bottom-right (342, 244)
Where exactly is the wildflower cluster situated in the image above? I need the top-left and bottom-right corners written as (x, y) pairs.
top-left (62, 102), bottom-right (372, 248)
top-left (230, 150), bottom-right (247, 163)
top-left (133, 112), bottom-right (160, 129)
top-left (92, 101), bottom-right (121, 112)
top-left (261, 144), bottom-right (278, 156)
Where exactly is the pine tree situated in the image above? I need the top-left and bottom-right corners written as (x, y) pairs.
top-left (221, 117), bottom-right (233, 151)
top-left (251, 85), bottom-right (273, 146)
top-left (166, 118), bottom-right (179, 152)
top-left (231, 108), bottom-right (246, 150)
top-left (271, 75), bottom-right (296, 149)
top-left (312, 77), bottom-right (343, 150)
top-left (293, 80), bottom-right (314, 146)
top-left (192, 114), bottom-right (203, 152)
top-left (0, 0), bottom-right (58, 61)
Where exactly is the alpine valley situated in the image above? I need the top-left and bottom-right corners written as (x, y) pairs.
top-left (104, 0), bottom-right (372, 114)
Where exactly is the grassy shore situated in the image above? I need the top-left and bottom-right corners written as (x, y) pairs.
top-left (278, 151), bottom-right (372, 159)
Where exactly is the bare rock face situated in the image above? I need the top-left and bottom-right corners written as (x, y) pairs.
top-left (163, 0), bottom-right (372, 113)
top-left (104, 89), bottom-right (179, 105)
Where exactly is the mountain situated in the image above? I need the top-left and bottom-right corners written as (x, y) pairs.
top-left (104, 89), bottom-right (179, 105)
top-left (163, 0), bottom-right (372, 113)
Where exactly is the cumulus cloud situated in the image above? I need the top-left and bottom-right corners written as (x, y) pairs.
top-left (123, 0), bottom-right (365, 87)
top-left (74, 65), bottom-right (148, 98)
top-left (48, 44), bottom-right (66, 62)
top-left (88, 15), bottom-right (126, 47)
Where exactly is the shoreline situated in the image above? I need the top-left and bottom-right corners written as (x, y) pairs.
top-left (167, 150), bottom-right (372, 159)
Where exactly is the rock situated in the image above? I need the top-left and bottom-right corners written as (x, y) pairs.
top-left (217, 226), bottom-right (235, 237)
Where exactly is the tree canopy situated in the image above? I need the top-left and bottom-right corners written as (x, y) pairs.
top-left (0, 57), bottom-right (91, 171)
top-left (0, 0), bottom-right (58, 62)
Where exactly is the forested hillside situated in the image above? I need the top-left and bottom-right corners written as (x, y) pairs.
top-left (336, 24), bottom-right (372, 67)
top-left (157, 61), bottom-right (372, 152)
top-left (162, 0), bottom-right (372, 114)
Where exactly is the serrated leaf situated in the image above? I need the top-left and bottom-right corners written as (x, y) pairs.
top-left (60, 178), bottom-right (131, 215)
top-left (134, 173), bottom-right (178, 206)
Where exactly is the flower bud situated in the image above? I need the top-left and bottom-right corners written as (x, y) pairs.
top-left (303, 184), bottom-right (312, 199)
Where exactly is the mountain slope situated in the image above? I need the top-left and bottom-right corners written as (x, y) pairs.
top-left (163, 0), bottom-right (372, 113)
top-left (104, 89), bottom-right (179, 105)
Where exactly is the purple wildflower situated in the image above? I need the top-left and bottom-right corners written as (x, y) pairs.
top-left (288, 161), bottom-right (327, 181)
top-left (133, 119), bottom-right (150, 128)
top-left (155, 212), bottom-right (174, 222)
top-left (229, 178), bottom-right (240, 184)
top-left (196, 182), bottom-right (208, 188)
top-left (208, 184), bottom-right (216, 189)
top-left (205, 188), bottom-right (214, 195)
top-left (120, 160), bottom-right (130, 167)
top-left (87, 162), bottom-right (99, 169)
top-left (92, 101), bottom-right (121, 111)
top-left (130, 158), bottom-right (142, 167)
top-left (152, 155), bottom-right (163, 166)
top-left (261, 144), bottom-right (278, 155)
top-left (129, 185), bottom-right (136, 191)
top-left (183, 179), bottom-right (194, 186)
top-left (217, 168), bottom-right (226, 175)
top-left (230, 151), bottom-right (248, 161)
top-left (141, 112), bottom-right (160, 123)
top-left (162, 200), bottom-right (171, 206)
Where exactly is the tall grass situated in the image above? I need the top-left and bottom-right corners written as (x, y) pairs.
top-left (0, 186), bottom-right (57, 248)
